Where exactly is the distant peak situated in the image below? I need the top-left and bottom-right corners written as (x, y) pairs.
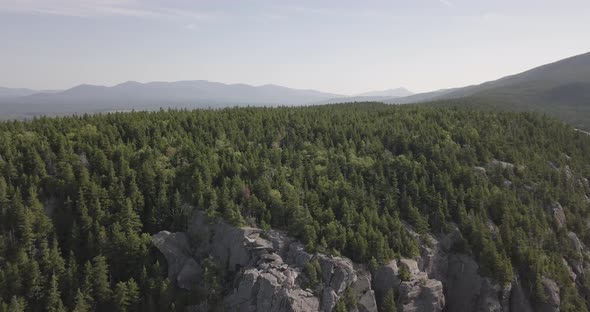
top-left (116, 81), bottom-right (142, 87)
top-left (355, 88), bottom-right (414, 97)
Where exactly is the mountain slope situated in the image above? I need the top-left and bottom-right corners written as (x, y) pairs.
top-left (0, 86), bottom-right (41, 98)
top-left (2, 103), bottom-right (590, 311)
top-left (0, 80), bottom-right (343, 117)
top-left (388, 52), bottom-right (590, 129)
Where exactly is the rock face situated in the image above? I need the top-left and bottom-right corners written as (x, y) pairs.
top-left (151, 231), bottom-right (203, 291)
top-left (373, 258), bottom-right (445, 312)
top-left (444, 253), bottom-right (508, 312)
top-left (548, 202), bottom-right (566, 229)
top-left (408, 226), bottom-right (532, 312)
top-left (152, 211), bottom-right (378, 312)
top-left (537, 278), bottom-right (560, 312)
top-left (153, 212), bottom-right (569, 312)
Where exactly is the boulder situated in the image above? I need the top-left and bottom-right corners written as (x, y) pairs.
top-left (176, 258), bottom-right (202, 290)
top-left (399, 258), bottom-right (420, 275)
top-left (568, 232), bottom-right (584, 257)
top-left (352, 272), bottom-right (372, 296)
top-left (357, 290), bottom-right (378, 312)
top-left (287, 289), bottom-right (321, 312)
top-left (265, 230), bottom-right (293, 253)
top-left (490, 159), bottom-right (515, 170)
top-left (286, 242), bottom-right (313, 267)
top-left (398, 278), bottom-right (445, 312)
top-left (353, 270), bottom-right (378, 312)
top-left (473, 166), bottom-right (487, 177)
top-left (212, 225), bottom-right (261, 272)
top-left (374, 257), bottom-right (445, 312)
top-left (548, 202), bottom-right (566, 229)
top-left (537, 278), bottom-right (560, 312)
top-left (151, 231), bottom-right (202, 290)
top-left (562, 257), bottom-right (577, 282)
top-left (329, 257), bottom-right (356, 294)
top-left (373, 259), bottom-right (401, 301)
top-left (256, 272), bottom-right (283, 311)
top-left (321, 287), bottom-right (338, 312)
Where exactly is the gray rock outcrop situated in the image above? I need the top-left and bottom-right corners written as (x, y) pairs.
top-left (153, 211), bottom-right (378, 312)
top-left (151, 231), bottom-right (203, 290)
top-left (153, 211), bottom-right (571, 312)
top-left (413, 226), bottom-right (531, 312)
top-left (548, 202), bottom-right (566, 229)
top-left (537, 278), bottom-right (560, 312)
top-left (373, 258), bottom-right (445, 312)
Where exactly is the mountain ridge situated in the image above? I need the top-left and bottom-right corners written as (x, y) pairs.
top-left (0, 80), bottom-right (344, 117)
top-left (384, 51), bottom-right (590, 129)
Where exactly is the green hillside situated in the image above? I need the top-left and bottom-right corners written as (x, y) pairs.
top-left (1, 104), bottom-right (590, 311)
top-left (391, 52), bottom-right (590, 130)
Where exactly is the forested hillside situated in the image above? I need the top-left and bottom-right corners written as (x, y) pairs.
top-left (1, 103), bottom-right (590, 311)
top-left (388, 52), bottom-right (590, 130)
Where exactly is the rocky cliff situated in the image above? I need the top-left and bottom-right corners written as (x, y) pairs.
top-left (152, 211), bottom-right (563, 311)
top-left (152, 211), bottom-right (379, 312)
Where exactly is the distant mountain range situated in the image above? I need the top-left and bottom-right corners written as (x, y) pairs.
top-left (0, 81), bottom-right (345, 118)
top-left (0, 87), bottom-right (61, 98)
top-left (355, 88), bottom-right (413, 97)
top-left (0, 82), bottom-right (416, 119)
top-left (315, 88), bottom-right (414, 105)
top-left (1, 51), bottom-right (590, 126)
top-left (0, 87), bottom-right (37, 98)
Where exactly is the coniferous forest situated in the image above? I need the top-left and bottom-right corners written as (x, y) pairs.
top-left (1, 103), bottom-right (590, 311)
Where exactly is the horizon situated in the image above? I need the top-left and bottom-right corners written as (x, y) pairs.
top-left (2, 50), bottom-right (588, 98)
top-left (1, 0), bottom-right (589, 94)
top-left (1, 78), bottom-right (416, 97)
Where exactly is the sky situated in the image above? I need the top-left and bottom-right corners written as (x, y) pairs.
top-left (0, 0), bottom-right (589, 95)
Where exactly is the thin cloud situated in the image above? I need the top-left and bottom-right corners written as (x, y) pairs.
top-left (185, 23), bottom-right (199, 31)
top-left (439, 0), bottom-right (453, 7)
top-left (263, 13), bottom-right (287, 21)
top-left (273, 5), bottom-right (388, 19)
top-left (0, 0), bottom-right (216, 20)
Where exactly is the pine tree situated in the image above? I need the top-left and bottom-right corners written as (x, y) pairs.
top-left (399, 263), bottom-right (412, 282)
top-left (23, 258), bottom-right (43, 303)
top-left (81, 261), bottom-right (94, 297)
top-left (12, 190), bottom-right (33, 252)
top-left (382, 288), bottom-right (397, 312)
top-left (119, 199), bottom-right (142, 234)
top-left (72, 289), bottom-right (91, 312)
top-left (113, 281), bottom-right (129, 312)
top-left (46, 274), bottom-right (65, 312)
top-left (91, 255), bottom-right (111, 304)
top-left (62, 251), bottom-right (79, 307)
top-left (7, 296), bottom-right (25, 312)
top-left (126, 279), bottom-right (140, 310)
top-left (334, 301), bottom-right (346, 312)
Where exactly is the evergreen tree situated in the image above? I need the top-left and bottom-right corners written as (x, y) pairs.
top-left (113, 281), bottom-right (129, 312)
top-left (72, 289), bottom-right (91, 312)
top-left (46, 274), bottom-right (65, 312)
top-left (7, 296), bottom-right (25, 312)
top-left (382, 288), bottom-right (397, 312)
top-left (91, 255), bottom-right (111, 304)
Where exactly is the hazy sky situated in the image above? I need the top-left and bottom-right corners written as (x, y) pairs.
top-left (1, 0), bottom-right (589, 95)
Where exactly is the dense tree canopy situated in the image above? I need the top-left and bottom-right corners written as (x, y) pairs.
top-left (1, 103), bottom-right (590, 311)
